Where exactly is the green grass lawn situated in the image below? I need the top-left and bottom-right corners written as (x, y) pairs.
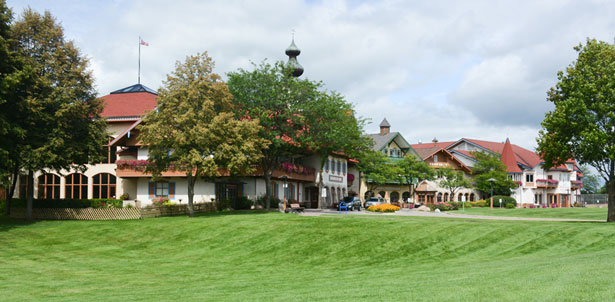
top-left (1, 212), bottom-right (615, 301)
top-left (456, 207), bottom-right (608, 220)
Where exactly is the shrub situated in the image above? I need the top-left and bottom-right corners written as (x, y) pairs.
top-left (449, 201), bottom-right (467, 210)
top-left (1, 198), bottom-right (123, 209)
top-left (152, 197), bottom-right (170, 207)
top-left (232, 196), bottom-right (253, 210)
top-left (529, 204), bottom-right (537, 208)
top-left (490, 195), bottom-right (517, 208)
top-left (256, 195), bottom-right (280, 209)
top-left (367, 204), bottom-right (400, 213)
top-left (119, 193), bottom-right (130, 200)
top-left (92, 199), bottom-right (123, 208)
top-left (505, 203), bottom-right (516, 209)
top-left (470, 200), bottom-right (487, 207)
top-left (216, 199), bottom-right (231, 211)
top-left (429, 202), bottom-right (455, 211)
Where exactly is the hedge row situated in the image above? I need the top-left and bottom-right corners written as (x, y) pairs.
top-left (0, 198), bottom-right (123, 209)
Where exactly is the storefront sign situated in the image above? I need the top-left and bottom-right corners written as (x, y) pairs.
top-left (328, 175), bottom-right (343, 183)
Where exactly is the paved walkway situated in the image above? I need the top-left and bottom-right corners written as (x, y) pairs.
top-left (299, 208), bottom-right (603, 222)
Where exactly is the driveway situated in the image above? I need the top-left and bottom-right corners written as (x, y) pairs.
top-left (299, 208), bottom-right (603, 222)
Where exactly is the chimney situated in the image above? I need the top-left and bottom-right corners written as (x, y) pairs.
top-left (379, 118), bottom-right (391, 136)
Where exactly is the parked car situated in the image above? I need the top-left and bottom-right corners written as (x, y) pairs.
top-left (340, 196), bottom-right (361, 211)
top-left (364, 197), bottom-right (384, 209)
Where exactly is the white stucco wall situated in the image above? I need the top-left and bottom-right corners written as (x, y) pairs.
top-left (136, 177), bottom-right (216, 206)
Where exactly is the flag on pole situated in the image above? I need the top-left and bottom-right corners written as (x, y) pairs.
top-left (140, 38), bottom-right (149, 46)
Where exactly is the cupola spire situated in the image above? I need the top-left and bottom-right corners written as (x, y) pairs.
top-left (285, 32), bottom-right (304, 77)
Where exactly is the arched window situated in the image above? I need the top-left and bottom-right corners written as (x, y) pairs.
top-left (402, 192), bottom-right (410, 202)
top-left (93, 173), bottom-right (116, 199)
top-left (65, 173), bottom-right (88, 199)
top-left (378, 191), bottom-right (386, 199)
top-left (437, 192), bottom-right (442, 202)
top-left (365, 191), bottom-right (373, 200)
top-left (443, 193), bottom-right (449, 202)
top-left (38, 174), bottom-right (60, 199)
top-left (470, 193), bottom-right (475, 201)
top-left (390, 191), bottom-right (400, 203)
top-left (458, 193), bottom-right (464, 202)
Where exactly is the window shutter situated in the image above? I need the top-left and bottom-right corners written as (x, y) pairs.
top-left (169, 182), bottom-right (175, 199)
top-left (148, 182), bottom-right (155, 198)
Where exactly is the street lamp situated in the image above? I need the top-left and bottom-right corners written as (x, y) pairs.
top-left (487, 178), bottom-right (496, 209)
top-left (282, 176), bottom-right (288, 213)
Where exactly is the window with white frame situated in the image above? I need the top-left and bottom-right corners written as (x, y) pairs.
top-left (526, 174), bottom-right (534, 183)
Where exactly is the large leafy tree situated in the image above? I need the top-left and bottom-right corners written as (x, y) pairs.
top-left (303, 91), bottom-right (371, 208)
top-left (227, 61), bottom-right (320, 209)
top-left (139, 52), bottom-right (267, 217)
top-left (536, 38), bottom-right (615, 222)
top-left (356, 150), bottom-right (396, 198)
top-left (437, 167), bottom-right (472, 201)
top-left (394, 154), bottom-right (435, 202)
top-left (471, 151), bottom-right (517, 199)
top-left (8, 8), bottom-right (107, 219)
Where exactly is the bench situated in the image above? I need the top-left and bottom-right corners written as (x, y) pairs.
top-left (290, 203), bottom-right (305, 213)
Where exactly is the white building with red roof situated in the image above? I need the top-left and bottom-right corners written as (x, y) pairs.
top-left (15, 82), bottom-right (357, 208)
top-left (410, 138), bottom-right (480, 204)
top-left (444, 138), bottom-right (583, 207)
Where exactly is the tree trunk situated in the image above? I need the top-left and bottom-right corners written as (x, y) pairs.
top-left (264, 170), bottom-right (272, 210)
top-left (608, 179), bottom-right (615, 222)
top-left (187, 172), bottom-right (195, 218)
top-left (5, 168), bottom-right (18, 216)
top-left (26, 170), bottom-right (34, 221)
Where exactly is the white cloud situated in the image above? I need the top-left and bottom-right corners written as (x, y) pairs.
top-left (7, 0), bottom-right (615, 150)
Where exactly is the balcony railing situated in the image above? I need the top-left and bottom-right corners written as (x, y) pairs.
top-left (571, 180), bottom-right (583, 189)
top-left (429, 162), bottom-right (450, 168)
top-left (536, 179), bottom-right (559, 188)
top-left (116, 159), bottom-right (316, 182)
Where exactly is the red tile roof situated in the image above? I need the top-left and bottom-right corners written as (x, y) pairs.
top-left (450, 138), bottom-right (578, 171)
top-left (100, 92), bottom-right (158, 118)
top-left (410, 141), bottom-right (455, 150)
top-left (463, 138), bottom-right (542, 168)
top-left (501, 138), bottom-right (522, 173)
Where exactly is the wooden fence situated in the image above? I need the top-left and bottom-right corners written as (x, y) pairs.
top-left (9, 202), bottom-right (218, 220)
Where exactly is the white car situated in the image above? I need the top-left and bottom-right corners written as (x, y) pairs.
top-left (364, 197), bottom-right (384, 208)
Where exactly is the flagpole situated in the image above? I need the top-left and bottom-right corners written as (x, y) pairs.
top-left (138, 36), bottom-right (141, 84)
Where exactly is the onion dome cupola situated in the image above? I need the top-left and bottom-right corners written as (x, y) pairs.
top-left (285, 38), bottom-right (304, 77)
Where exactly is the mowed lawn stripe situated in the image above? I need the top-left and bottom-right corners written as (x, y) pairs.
top-left (1, 212), bottom-right (614, 301)
top-left (458, 207), bottom-right (608, 220)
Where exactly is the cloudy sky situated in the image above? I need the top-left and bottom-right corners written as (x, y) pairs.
top-left (7, 0), bottom-right (615, 150)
